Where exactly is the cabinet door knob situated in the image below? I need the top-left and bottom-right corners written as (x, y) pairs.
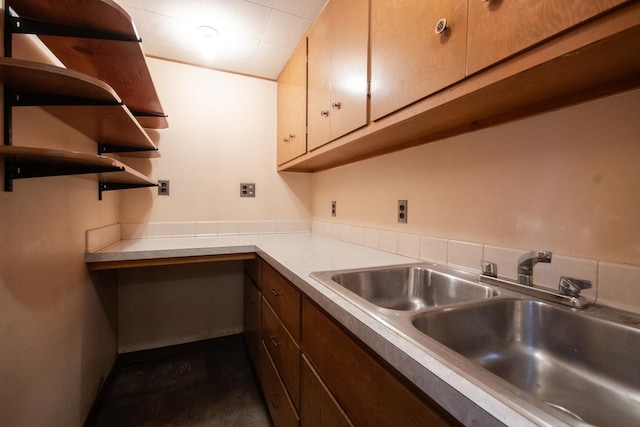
top-left (320, 109), bottom-right (329, 117)
top-left (270, 288), bottom-right (280, 296)
top-left (435, 18), bottom-right (448, 35)
top-left (282, 137), bottom-right (289, 143)
top-left (331, 101), bottom-right (341, 110)
top-left (289, 133), bottom-right (295, 139)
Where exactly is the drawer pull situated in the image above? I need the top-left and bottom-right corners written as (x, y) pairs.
top-left (269, 392), bottom-right (280, 409)
top-left (270, 335), bottom-right (280, 348)
top-left (270, 288), bottom-right (280, 296)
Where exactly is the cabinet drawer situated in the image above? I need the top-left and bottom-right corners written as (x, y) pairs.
top-left (261, 343), bottom-right (300, 427)
top-left (301, 355), bottom-right (353, 427)
top-left (263, 297), bottom-right (301, 410)
top-left (262, 262), bottom-right (301, 340)
top-left (302, 299), bottom-right (455, 427)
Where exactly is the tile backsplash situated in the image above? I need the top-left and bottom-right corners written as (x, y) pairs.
top-left (86, 219), bottom-right (639, 314)
top-left (312, 220), bottom-right (640, 314)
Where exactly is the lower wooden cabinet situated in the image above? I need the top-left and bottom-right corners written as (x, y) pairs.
top-left (246, 260), bottom-right (458, 427)
top-left (261, 343), bottom-right (300, 427)
top-left (301, 298), bottom-right (458, 427)
top-left (262, 297), bottom-right (301, 410)
top-left (243, 270), bottom-right (261, 378)
top-left (301, 355), bottom-right (353, 427)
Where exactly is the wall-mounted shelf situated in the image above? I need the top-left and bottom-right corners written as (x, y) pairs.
top-left (1, 1), bottom-right (166, 200)
top-left (6, 0), bottom-right (168, 130)
top-left (0, 58), bottom-right (159, 157)
top-left (0, 146), bottom-right (158, 199)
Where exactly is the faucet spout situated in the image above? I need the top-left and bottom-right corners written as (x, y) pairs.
top-left (517, 250), bottom-right (552, 286)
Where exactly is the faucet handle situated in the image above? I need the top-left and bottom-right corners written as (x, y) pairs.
top-left (559, 276), bottom-right (592, 297)
top-left (481, 261), bottom-right (498, 278)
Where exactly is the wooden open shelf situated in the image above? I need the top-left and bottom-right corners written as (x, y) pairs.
top-left (0, 145), bottom-right (157, 198)
top-left (0, 58), bottom-right (159, 157)
top-left (6, 0), bottom-right (168, 129)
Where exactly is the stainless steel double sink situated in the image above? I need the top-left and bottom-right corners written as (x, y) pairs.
top-left (311, 263), bottom-right (640, 426)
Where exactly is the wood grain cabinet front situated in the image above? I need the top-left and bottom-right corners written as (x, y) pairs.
top-left (307, 0), bottom-right (369, 151)
top-left (466, 0), bottom-right (630, 74)
top-left (261, 343), bottom-right (300, 427)
top-left (262, 261), bottom-right (301, 341)
top-left (277, 39), bottom-right (308, 165)
top-left (262, 298), bottom-right (301, 411)
top-left (301, 298), bottom-right (459, 427)
top-left (370, 0), bottom-right (467, 121)
top-left (301, 355), bottom-right (353, 427)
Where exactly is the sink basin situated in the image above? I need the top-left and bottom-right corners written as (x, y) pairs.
top-left (329, 265), bottom-right (497, 310)
top-left (412, 299), bottom-right (640, 426)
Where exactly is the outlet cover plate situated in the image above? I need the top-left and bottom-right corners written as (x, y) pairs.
top-left (158, 180), bottom-right (170, 196)
top-left (240, 183), bottom-right (255, 197)
top-left (398, 200), bottom-right (408, 223)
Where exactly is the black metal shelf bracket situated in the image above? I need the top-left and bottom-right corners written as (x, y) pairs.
top-left (98, 144), bottom-right (158, 155)
top-left (4, 160), bottom-right (123, 192)
top-left (130, 110), bottom-right (169, 119)
top-left (98, 181), bottom-right (157, 200)
top-left (5, 7), bottom-right (141, 59)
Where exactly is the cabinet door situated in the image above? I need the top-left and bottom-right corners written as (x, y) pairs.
top-left (329, 0), bottom-right (369, 140)
top-left (277, 39), bottom-right (307, 165)
top-left (308, 0), bottom-right (369, 151)
top-left (370, 0), bottom-right (467, 121)
top-left (301, 355), bottom-right (353, 427)
top-left (467, 0), bottom-right (629, 75)
top-left (301, 299), bottom-right (454, 426)
top-left (307, 4), bottom-right (332, 151)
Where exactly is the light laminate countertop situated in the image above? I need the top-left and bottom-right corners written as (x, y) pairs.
top-left (87, 233), bottom-right (575, 427)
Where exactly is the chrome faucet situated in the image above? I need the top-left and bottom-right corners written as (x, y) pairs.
top-left (517, 251), bottom-right (552, 286)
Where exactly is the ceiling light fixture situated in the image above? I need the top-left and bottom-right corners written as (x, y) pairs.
top-left (197, 25), bottom-right (220, 59)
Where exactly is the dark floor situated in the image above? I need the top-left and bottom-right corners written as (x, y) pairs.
top-left (86, 335), bottom-right (272, 427)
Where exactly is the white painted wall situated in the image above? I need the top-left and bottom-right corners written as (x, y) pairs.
top-left (0, 35), bottom-right (119, 427)
top-left (115, 59), bottom-right (312, 352)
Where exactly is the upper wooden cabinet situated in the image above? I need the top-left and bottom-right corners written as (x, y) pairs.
top-left (370, 0), bottom-right (467, 121)
top-left (467, 0), bottom-right (630, 75)
top-left (277, 39), bottom-right (308, 166)
top-left (278, 1), bottom-right (640, 172)
top-left (307, 0), bottom-right (369, 151)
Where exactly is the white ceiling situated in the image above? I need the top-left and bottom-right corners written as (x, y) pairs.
top-left (114, 0), bottom-right (327, 80)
